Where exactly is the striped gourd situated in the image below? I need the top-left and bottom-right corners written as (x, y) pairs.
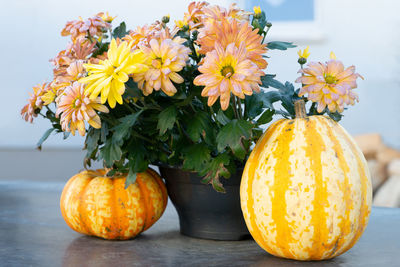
top-left (60, 168), bottom-right (167, 240)
top-left (240, 100), bottom-right (372, 260)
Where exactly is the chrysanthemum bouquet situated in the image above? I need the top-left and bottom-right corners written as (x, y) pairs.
top-left (22, 3), bottom-right (362, 192)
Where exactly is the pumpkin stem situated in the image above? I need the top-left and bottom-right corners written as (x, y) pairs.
top-left (294, 99), bottom-right (307, 119)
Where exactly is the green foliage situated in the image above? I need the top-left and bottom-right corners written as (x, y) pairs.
top-left (201, 153), bottom-right (231, 193)
top-left (216, 120), bottom-right (253, 160)
top-left (100, 139), bottom-right (122, 168)
top-left (185, 111), bottom-right (214, 144)
top-left (257, 109), bottom-right (275, 125)
top-left (36, 128), bottom-right (55, 150)
top-left (261, 75), bottom-right (301, 118)
top-left (157, 106), bottom-right (177, 135)
top-left (112, 22), bottom-right (127, 39)
top-left (111, 111), bottom-right (143, 143)
top-left (267, 41), bottom-right (296, 50)
top-left (182, 144), bottom-right (211, 172)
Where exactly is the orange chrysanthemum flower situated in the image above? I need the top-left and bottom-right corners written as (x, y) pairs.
top-left (181, 1), bottom-right (209, 30)
top-left (295, 53), bottom-right (363, 113)
top-left (200, 3), bottom-right (249, 24)
top-left (56, 82), bottom-right (109, 136)
top-left (133, 38), bottom-right (190, 96)
top-left (61, 14), bottom-right (111, 41)
top-left (21, 83), bottom-right (48, 122)
top-left (193, 42), bottom-right (264, 110)
top-left (197, 18), bottom-right (267, 69)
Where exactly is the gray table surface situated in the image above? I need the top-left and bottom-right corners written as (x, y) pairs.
top-left (0, 180), bottom-right (399, 267)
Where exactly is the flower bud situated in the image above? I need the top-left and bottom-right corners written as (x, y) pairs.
top-left (298, 57), bottom-right (307, 65)
top-left (162, 15), bottom-right (170, 24)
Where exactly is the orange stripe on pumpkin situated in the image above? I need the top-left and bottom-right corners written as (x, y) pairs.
top-left (320, 117), bottom-right (353, 258)
top-left (330, 120), bottom-right (371, 254)
top-left (245, 119), bottom-right (285, 254)
top-left (303, 117), bottom-right (329, 260)
top-left (269, 119), bottom-right (296, 259)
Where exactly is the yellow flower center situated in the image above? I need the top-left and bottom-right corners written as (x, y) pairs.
top-left (73, 96), bottom-right (82, 108)
top-left (324, 74), bottom-right (337, 84)
top-left (221, 65), bottom-right (234, 78)
top-left (106, 64), bottom-right (117, 76)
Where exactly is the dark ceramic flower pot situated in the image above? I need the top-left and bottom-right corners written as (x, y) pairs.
top-left (158, 166), bottom-right (251, 240)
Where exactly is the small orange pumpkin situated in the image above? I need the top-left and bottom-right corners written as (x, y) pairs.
top-left (60, 168), bottom-right (167, 240)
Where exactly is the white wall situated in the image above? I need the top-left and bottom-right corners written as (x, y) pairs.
top-left (2, 0), bottom-right (399, 149)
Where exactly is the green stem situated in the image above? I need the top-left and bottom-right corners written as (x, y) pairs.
top-left (101, 114), bottom-right (117, 126)
top-left (132, 132), bottom-right (155, 144)
top-left (123, 101), bottom-right (136, 113)
top-left (236, 96), bottom-right (243, 119)
top-left (232, 97), bottom-right (239, 119)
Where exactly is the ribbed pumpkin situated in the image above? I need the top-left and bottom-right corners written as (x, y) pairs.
top-left (240, 100), bottom-right (372, 261)
top-left (60, 168), bottom-right (167, 240)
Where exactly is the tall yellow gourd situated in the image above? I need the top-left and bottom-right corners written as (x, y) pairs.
top-left (240, 100), bottom-right (372, 260)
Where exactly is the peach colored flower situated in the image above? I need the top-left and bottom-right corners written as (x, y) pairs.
top-left (61, 17), bottom-right (86, 40)
top-left (197, 18), bottom-right (267, 69)
top-left (296, 54), bottom-right (363, 113)
top-left (122, 22), bottom-right (178, 50)
top-left (82, 15), bottom-right (111, 37)
top-left (200, 3), bottom-right (249, 24)
top-left (56, 82), bottom-right (109, 136)
top-left (97, 12), bottom-right (116, 23)
top-left (61, 14), bottom-right (111, 41)
top-left (51, 39), bottom-right (96, 77)
top-left (21, 83), bottom-right (49, 122)
top-left (181, 1), bottom-right (209, 30)
top-left (193, 42), bottom-right (264, 110)
top-left (133, 38), bottom-right (190, 96)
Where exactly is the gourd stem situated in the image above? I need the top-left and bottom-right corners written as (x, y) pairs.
top-left (294, 99), bottom-right (307, 119)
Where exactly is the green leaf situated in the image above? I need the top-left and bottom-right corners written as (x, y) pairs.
top-left (185, 112), bottom-right (213, 143)
top-left (216, 110), bottom-right (230, 125)
top-left (327, 110), bottom-right (344, 122)
top-left (84, 128), bottom-right (100, 156)
top-left (244, 93), bottom-right (264, 119)
top-left (124, 78), bottom-right (143, 99)
top-left (36, 128), bottom-right (55, 150)
top-left (127, 139), bottom-right (149, 173)
top-left (201, 153), bottom-right (231, 193)
top-left (267, 41), bottom-right (296, 50)
top-left (100, 122), bottom-right (109, 143)
top-left (257, 109), bottom-right (275, 125)
top-left (261, 91), bottom-right (281, 109)
top-left (261, 74), bottom-right (283, 89)
top-left (216, 120), bottom-right (253, 159)
top-left (125, 171), bottom-right (137, 188)
top-left (182, 144), bottom-right (211, 172)
top-left (112, 22), bottom-right (127, 39)
top-left (63, 131), bottom-right (70, 140)
top-left (260, 75), bottom-right (300, 117)
top-left (157, 106), bottom-right (177, 135)
top-left (111, 111), bottom-right (143, 143)
top-left (100, 140), bottom-right (122, 168)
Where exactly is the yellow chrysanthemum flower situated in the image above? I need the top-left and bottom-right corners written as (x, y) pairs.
top-left (298, 46), bottom-right (310, 59)
top-left (79, 39), bottom-right (148, 108)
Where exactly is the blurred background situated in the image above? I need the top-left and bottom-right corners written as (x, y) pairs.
top-left (1, 0), bottom-right (400, 204)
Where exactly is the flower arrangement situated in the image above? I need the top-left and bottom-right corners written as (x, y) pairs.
top-left (21, 3), bottom-right (362, 192)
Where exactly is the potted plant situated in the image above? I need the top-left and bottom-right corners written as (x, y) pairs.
top-left (21, 2), bottom-right (364, 241)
